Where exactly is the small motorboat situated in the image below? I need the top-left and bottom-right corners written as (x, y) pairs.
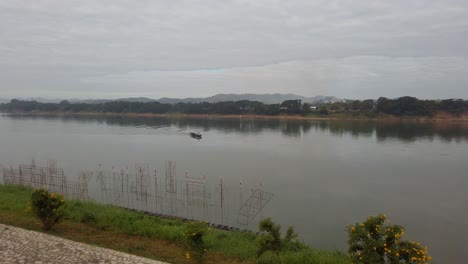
top-left (190, 132), bottom-right (202, 140)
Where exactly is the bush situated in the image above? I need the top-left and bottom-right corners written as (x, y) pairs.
top-left (257, 218), bottom-right (302, 263)
top-left (183, 222), bottom-right (211, 263)
top-left (348, 214), bottom-right (431, 264)
top-left (30, 189), bottom-right (65, 230)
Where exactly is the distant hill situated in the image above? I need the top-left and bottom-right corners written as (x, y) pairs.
top-left (2, 94), bottom-right (342, 105)
top-left (114, 97), bottom-right (157, 103)
top-left (0, 98), bottom-right (64, 103)
top-left (70, 99), bottom-right (112, 104)
top-left (156, 94), bottom-right (342, 104)
top-left (0, 97), bottom-right (64, 104)
top-left (0, 98), bottom-right (113, 104)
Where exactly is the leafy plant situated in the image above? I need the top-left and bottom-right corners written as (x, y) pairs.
top-left (30, 189), bottom-right (65, 230)
top-left (257, 218), bottom-right (302, 263)
top-left (348, 214), bottom-right (431, 264)
top-left (183, 222), bottom-right (211, 263)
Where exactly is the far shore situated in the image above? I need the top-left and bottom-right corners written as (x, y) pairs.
top-left (1, 111), bottom-right (467, 122)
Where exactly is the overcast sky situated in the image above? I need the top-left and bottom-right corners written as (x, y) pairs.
top-left (1, 0), bottom-right (467, 100)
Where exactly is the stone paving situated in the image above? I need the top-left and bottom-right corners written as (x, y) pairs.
top-left (0, 223), bottom-right (168, 264)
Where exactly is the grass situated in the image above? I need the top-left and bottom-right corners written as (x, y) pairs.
top-left (0, 184), bottom-right (348, 263)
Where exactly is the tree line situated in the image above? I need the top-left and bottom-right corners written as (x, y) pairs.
top-left (0, 96), bottom-right (466, 117)
top-left (325, 97), bottom-right (467, 116)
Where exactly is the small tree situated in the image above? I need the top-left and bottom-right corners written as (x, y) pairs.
top-left (280, 100), bottom-right (302, 114)
top-left (348, 214), bottom-right (431, 264)
top-left (319, 106), bottom-right (329, 115)
top-left (30, 189), bottom-right (65, 230)
top-left (301, 103), bottom-right (311, 116)
top-left (257, 218), bottom-right (301, 263)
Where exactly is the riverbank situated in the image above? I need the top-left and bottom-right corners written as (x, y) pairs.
top-left (0, 185), bottom-right (348, 264)
top-left (2, 110), bottom-right (468, 122)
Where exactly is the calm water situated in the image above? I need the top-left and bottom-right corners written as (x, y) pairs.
top-left (1, 114), bottom-right (467, 263)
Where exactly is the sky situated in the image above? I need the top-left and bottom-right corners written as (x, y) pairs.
top-left (0, 0), bottom-right (467, 100)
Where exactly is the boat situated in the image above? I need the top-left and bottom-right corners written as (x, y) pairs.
top-left (190, 132), bottom-right (202, 140)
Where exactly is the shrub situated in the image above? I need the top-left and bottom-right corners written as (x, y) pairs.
top-left (348, 214), bottom-right (431, 264)
top-left (183, 222), bottom-right (211, 263)
top-left (257, 218), bottom-right (302, 263)
top-left (30, 189), bottom-right (65, 230)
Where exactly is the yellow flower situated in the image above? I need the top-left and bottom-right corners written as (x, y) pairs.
top-left (185, 252), bottom-right (190, 260)
top-left (395, 253), bottom-right (400, 257)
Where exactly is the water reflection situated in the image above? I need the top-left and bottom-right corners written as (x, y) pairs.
top-left (3, 114), bottom-right (468, 142)
top-left (1, 114), bottom-right (467, 263)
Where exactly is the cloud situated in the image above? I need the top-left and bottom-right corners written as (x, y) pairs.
top-left (0, 0), bottom-right (467, 98)
top-left (79, 56), bottom-right (468, 99)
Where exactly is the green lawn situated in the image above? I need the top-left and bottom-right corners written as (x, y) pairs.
top-left (0, 184), bottom-right (348, 264)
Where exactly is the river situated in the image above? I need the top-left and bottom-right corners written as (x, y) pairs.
top-left (0, 114), bottom-right (467, 263)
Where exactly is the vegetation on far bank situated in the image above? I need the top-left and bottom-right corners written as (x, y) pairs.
top-left (0, 185), bottom-right (348, 264)
top-left (1, 96), bottom-right (466, 120)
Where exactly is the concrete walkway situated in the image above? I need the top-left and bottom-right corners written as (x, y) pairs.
top-left (0, 223), bottom-right (168, 264)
